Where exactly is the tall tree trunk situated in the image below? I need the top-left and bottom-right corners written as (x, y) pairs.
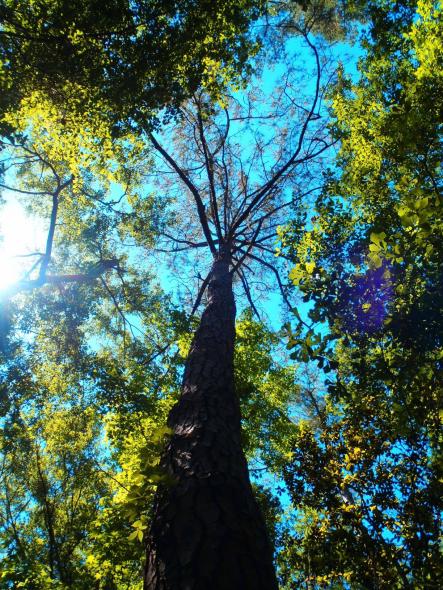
top-left (145, 255), bottom-right (278, 590)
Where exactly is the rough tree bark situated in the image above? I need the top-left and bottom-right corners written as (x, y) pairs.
top-left (144, 254), bottom-right (279, 590)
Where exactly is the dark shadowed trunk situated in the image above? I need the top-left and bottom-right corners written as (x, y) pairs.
top-left (144, 254), bottom-right (278, 590)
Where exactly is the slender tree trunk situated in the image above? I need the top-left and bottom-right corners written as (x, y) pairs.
top-left (145, 255), bottom-right (278, 590)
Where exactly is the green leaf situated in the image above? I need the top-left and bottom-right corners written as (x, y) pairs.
top-left (370, 232), bottom-right (386, 245)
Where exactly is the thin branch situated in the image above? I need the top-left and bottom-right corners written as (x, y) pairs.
top-left (235, 266), bottom-right (261, 320)
top-left (231, 218), bottom-right (263, 274)
top-left (38, 193), bottom-right (59, 281)
top-left (239, 249), bottom-right (292, 310)
top-left (229, 33), bottom-right (322, 235)
top-left (13, 251), bottom-right (45, 259)
top-left (196, 100), bottom-right (223, 242)
top-left (2, 259), bottom-right (120, 299)
top-left (0, 182), bottom-right (50, 196)
top-left (190, 271), bottom-right (211, 317)
top-left (148, 132), bottom-right (217, 255)
top-left (159, 232), bottom-right (213, 249)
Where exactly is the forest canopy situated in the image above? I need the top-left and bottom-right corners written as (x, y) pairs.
top-left (0, 1), bottom-right (441, 589)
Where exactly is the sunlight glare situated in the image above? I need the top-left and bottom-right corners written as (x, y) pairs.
top-left (0, 197), bottom-right (46, 292)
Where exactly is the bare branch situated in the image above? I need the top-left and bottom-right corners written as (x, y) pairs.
top-left (2, 259), bottom-right (120, 299)
top-left (235, 266), bottom-right (261, 320)
top-left (238, 249), bottom-right (293, 311)
top-left (0, 183), bottom-right (50, 196)
top-left (190, 271), bottom-right (211, 317)
top-left (148, 132), bottom-right (217, 256)
top-left (231, 218), bottom-right (263, 273)
top-left (195, 100), bottom-right (223, 242)
top-left (38, 193), bottom-right (59, 281)
top-left (230, 33), bottom-right (322, 235)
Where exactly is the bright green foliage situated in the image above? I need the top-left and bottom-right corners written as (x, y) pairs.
top-left (235, 311), bottom-right (299, 473)
top-left (0, 0), bottom-right (263, 140)
top-left (280, 0), bottom-right (442, 587)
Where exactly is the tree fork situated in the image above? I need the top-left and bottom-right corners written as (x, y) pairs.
top-left (144, 255), bottom-right (278, 590)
